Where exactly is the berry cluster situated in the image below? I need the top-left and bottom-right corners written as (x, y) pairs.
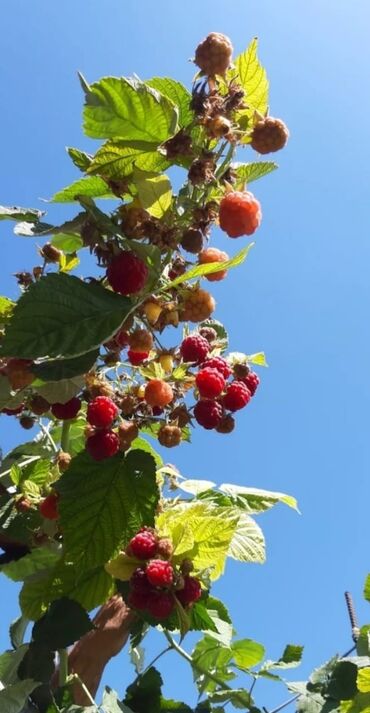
top-left (125, 528), bottom-right (202, 621)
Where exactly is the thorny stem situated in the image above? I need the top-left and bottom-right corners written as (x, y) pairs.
top-left (67, 673), bottom-right (99, 710)
top-left (58, 648), bottom-right (69, 687)
top-left (60, 419), bottom-right (71, 453)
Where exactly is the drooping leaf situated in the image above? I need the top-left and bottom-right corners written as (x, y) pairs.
top-left (228, 512), bottom-right (265, 564)
top-left (135, 169), bottom-right (172, 218)
top-left (219, 484), bottom-right (299, 514)
top-left (67, 147), bottom-right (93, 171)
top-left (177, 479), bottom-right (216, 495)
top-left (32, 350), bottom-right (99, 382)
top-left (32, 597), bottom-right (93, 649)
top-left (263, 644), bottom-right (304, 670)
top-left (191, 635), bottom-right (234, 695)
top-left (1, 273), bottom-right (131, 359)
top-left (0, 205), bottom-right (44, 222)
top-left (1, 546), bottom-right (61, 582)
top-left (50, 176), bottom-right (115, 203)
top-left (88, 140), bottom-right (169, 179)
top-left (9, 615), bottom-right (29, 650)
top-left (0, 679), bottom-right (39, 713)
top-left (209, 688), bottom-right (251, 709)
top-left (58, 449), bottom-right (158, 572)
top-left (83, 76), bottom-right (178, 143)
top-left (166, 245), bottom-right (253, 288)
top-left (234, 162), bottom-right (278, 189)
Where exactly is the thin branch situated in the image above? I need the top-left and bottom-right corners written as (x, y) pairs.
top-left (60, 419), bottom-right (71, 453)
top-left (38, 420), bottom-right (58, 453)
top-left (67, 673), bottom-right (99, 710)
top-left (58, 648), bottom-right (69, 687)
top-left (267, 694), bottom-right (300, 713)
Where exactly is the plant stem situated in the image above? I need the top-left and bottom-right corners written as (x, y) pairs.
top-left (67, 673), bottom-right (100, 710)
top-left (61, 420), bottom-right (71, 452)
top-left (267, 693), bottom-right (300, 713)
top-left (58, 649), bottom-right (69, 687)
top-left (132, 645), bottom-right (172, 686)
top-left (39, 420), bottom-right (58, 453)
top-left (163, 630), bottom-right (250, 708)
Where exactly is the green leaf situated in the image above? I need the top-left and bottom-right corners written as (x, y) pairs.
top-left (145, 78), bottom-right (193, 128)
top-left (364, 575), bottom-right (370, 602)
top-left (32, 350), bottom-right (99, 382)
top-left (9, 615), bottom-right (29, 649)
top-left (102, 687), bottom-right (132, 712)
top-left (0, 679), bottom-right (39, 713)
top-left (166, 245), bottom-right (253, 288)
top-left (51, 416), bottom-right (86, 456)
top-left (160, 698), bottom-right (193, 712)
top-left (209, 688), bottom-right (251, 710)
top-left (234, 162), bottom-right (278, 189)
top-left (1, 273), bottom-right (131, 359)
top-left (156, 503), bottom-right (239, 580)
top-left (105, 552), bottom-right (144, 582)
top-left (1, 441), bottom-right (53, 478)
top-left (0, 646), bottom-right (28, 684)
top-left (34, 376), bottom-right (84, 405)
top-left (130, 437), bottom-right (163, 467)
top-left (67, 147), bottom-right (93, 172)
top-left (0, 493), bottom-right (41, 545)
top-left (231, 639), bottom-right (265, 670)
top-left (83, 76), bottom-right (178, 143)
top-left (0, 296), bottom-right (15, 322)
top-left (51, 233), bottom-right (83, 253)
top-left (228, 513), bottom-right (265, 564)
top-left (357, 627), bottom-right (370, 657)
top-left (58, 449), bottom-right (158, 572)
top-left (88, 140), bottom-right (169, 180)
top-left (125, 667), bottom-right (163, 713)
top-left (327, 661), bottom-right (358, 700)
top-left (246, 352), bottom-right (268, 367)
top-left (0, 375), bottom-right (25, 411)
top-left (191, 601), bottom-right (218, 634)
top-left (32, 597), bottom-right (93, 649)
top-left (177, 479), bottom-right (217, 495)
top-left (229, 38), bottom-right (269, 116)
top-left (1, 546), bottom-right (61, 582)
top-left (199, 319), bottom-right (228, 352)
top-left (264, 644), bottom-right (304, 670)
top-left (0, 205), bottom-right (44, 222)
top-left (191, 636), bottom-right (234, 695)
top-left (135, 169), bottom-right (172, 218)
top-left (340, 693), bottom-right (370, 713)
top-left (357, 668), bottom-right (370, 693)
top-left (219, 484), bottom-right (299, 514)
top-left (50, 176), bottom-right (115, 203)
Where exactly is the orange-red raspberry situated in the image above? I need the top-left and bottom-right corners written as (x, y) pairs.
top-left (251, 117), bottom-right (289, 154)
top-left (146, 559), bottom-right (174, 588)
top-left (106, 251), bottom-right (148, 295)
top-left (194, 399), bottom-right (223, 429)
top-left (201, 356), bottom-right (232, 379)
top-left (128, 350), bottom-right (149, 366)
top-left (176, 576), bottom-right (202, 607)
top-left (219, 191), bottom-right (262, 238)
top-left (39, 493), bottom-right (59, 520)
top-left (181, 289), bottom-right (216, 323)
top-left (199, 247), bottom-right (229, 282)
top-left (128, 329), bottom-right (154, 353)
top-left (180, 334), bottom-right (210, 364)
top-left (158, 424), bottom-right (182, 448)
top-left (144, 380), bottom-right (173, 408)
top-left (86, 430), bottom-right (120, 461)
top-left (196, 367), bottom-right (225, 398)
top-left (223, 381), bottom-right (251, 412)
top-left (241, 371), bottom-right (260, 396)
top-left (194, 32), bottom-right (233, 76)
top-left (51, 397), bottom-right (81, 420)
top-left (87, 396), bottom-right (118, 429)
top-left (146, 591), bottom-right (174, 619)
top-left (129, 531), bottom-right (158, 560)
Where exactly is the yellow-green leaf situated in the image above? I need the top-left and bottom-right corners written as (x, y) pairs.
top-left (135, 169), bottom-right (172, 218)
top-left (229, 38), bottom-right (269, 116)
top-left (105, 552), bottom-right (142, 581)
top-left (246, 352), bottom-right (268, 367)
top-left (228, 512), bottom-right (265, 564)
top-left (357, 668), bottom-right (370, 693)
top-left (166, 244), bottom-right (254, 289)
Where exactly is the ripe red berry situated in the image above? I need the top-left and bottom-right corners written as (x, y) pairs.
top-left (196, 367), bottom-right (225, 398)
top-left (128, 589), bottom-right (150, 610)
top-left (201, 356), bottom-right (232, 379)
top-left (176, 576), bottom-right (202, 607)
top-left (223, 381), bottom-right (251, 412)
top-left (241, 371), bottom-right (260, 396)
top-left (106, 251), bottom-right (149, 295)
top-left (87, 396), bottom-right (119, 429)
top-left (51, 397), bottom-right (81, 420)
top-left (193, 399), bottom-right (223, 429)
top-left (39, 493), bottom-right (59, 520)
top-left (130, 567), bottom-right (152, 593)
top-left (86, 430), bottom-right (120, 461)
top-left (180, 334), bottom-right (210, 364)
top-left (219, 191), bottom-right (262, 238)
top-left (146, 559), bottom-right (174, 588)
top-left (127, 350), bottom-right (149, 366)
top-left (129, 531), bottom-right (158, 560)
top-left (144, 379), bottom-right (173, 408)
top-left (146, 591), bottom-right (174, 619)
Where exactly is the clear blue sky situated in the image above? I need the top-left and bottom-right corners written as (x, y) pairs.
top-left (1, 0), bottom-right (370, 709)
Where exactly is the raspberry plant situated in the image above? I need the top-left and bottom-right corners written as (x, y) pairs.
top-left (0, 31), bottom-right (369, 713)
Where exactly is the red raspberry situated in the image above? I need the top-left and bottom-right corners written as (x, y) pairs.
top-left (241, 371), bottom-right (260, 396)
top-left (2, 405), bottom-right (24, 416)
top-left (86, 430), bottom-right (120, 460)
top-left (106, 251), bottom-right (149, 295)
top-left (129, 531), bottom-right (158, 560)
top-left (87, 396), bottom-right (119, 429)
top-left (219, 191), bottom-right (262, 238)
top-left (176, 576), bottom-right (202, 607)
top-left (146, 591), bottom-right (174, 619)
top-left (200, 356), bottom-right (232, 379)
top-left (198, 247), bottom-right (229, 282)
top-left (128, 589), bottom-right (150, 611)
top-left (146, 560), bottom-right (174, 588)
top-left (127, 350), bottom-right (149, 366)
top-left (39, 493), bottom-right (59, 520)
top-left (180, 334), bottom-right (210, 364)
top-left (51, 397), bottom-right (81, 420)
top-left (196, 367), bottom-right (225, 398)
top-left (144, 379), bottom-right (173, 408)
top-left (223, 381), bottom-right (251, 412)
top-left (193, 399), bottom-right (223, 429)
top-left (130, 567), bottom-right (152, 593)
